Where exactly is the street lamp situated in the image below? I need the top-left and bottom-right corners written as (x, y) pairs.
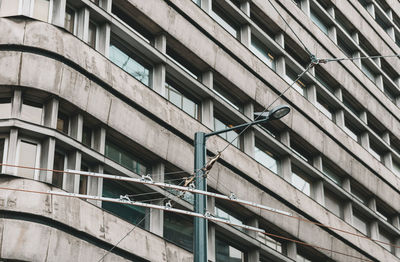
top-left (193, 105), bottom-right (291, 262)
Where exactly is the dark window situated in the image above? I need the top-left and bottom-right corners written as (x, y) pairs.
top-left (164, 212), bottom-right (193, 251)
top-left (88, 21), bottom-right (97, 48)
top-left (52, 151), bottom-right (65, 188)
top-left (216, 235), bottom-right (244, 262)
top-left (79, 163), bottom-right (89, 194)
top-left (0, 139), bottom-right (4, 173)
top-left (165, 80), bottom-right (199, 119)
top-left (57, 112), bottom-right (69, 134)
top-left (255, 141), bottom-right (279, 174)
top-left (102, 179), bottom-right (147, 229)
top-left (82, 125), bottom-right (92, 147)
top-left (105, 140), bottom-right (147, 175)
top-left (64, 6), bottom-right (75, 33)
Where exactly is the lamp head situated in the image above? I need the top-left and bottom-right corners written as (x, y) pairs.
top-left (269, 105), bottom-right (290, 120)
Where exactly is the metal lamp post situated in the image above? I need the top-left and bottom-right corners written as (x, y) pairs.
top-left (193, 105), bottom-right (291, 262)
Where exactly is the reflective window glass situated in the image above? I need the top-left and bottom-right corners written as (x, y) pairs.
top-left (0, 139), bottom-right (4, 173)
top-left (214, 118), bottom-right (240, 149)
top-left (105, 140), bottom-right (147, 175)
top-left (109, 40), bottom-right (150, 86)
top-left (255, 145), bottom-right (279, 174)
top-left (216, 236), bottom-right (244, 262)
top-left (165, 81), bottom-right (198, 119)
top-left (52, 151), bottom-right (65, 188)
top-left (310, 9), bottom-right (328, 34)
top-left (210, 5), bottom-right (238, 38)
top-left (88, 21), bottom-right (97, 48)
top-left (291, 168), bottom-right (311, 196)
top-left (250, 35), bottom-right (275, 70)
top-left (164, 212), bottom-right (193, 251)
top-left (64, 6), bottom-right (75, 33)
top-left (353, 210), bottom-right (368, 235)
top-left (102, 179), bottom-right (147, 229)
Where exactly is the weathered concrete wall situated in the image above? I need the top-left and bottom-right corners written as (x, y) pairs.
top-left (0, 177), bottom-right (192, 262)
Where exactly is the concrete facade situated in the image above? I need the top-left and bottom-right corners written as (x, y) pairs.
top-left (0, 0), bottom-right (399, 261)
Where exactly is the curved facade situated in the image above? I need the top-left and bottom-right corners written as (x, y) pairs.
top-left (0, 0), bottom-right (399, 261)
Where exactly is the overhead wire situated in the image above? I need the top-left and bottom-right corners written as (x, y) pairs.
top-left (0, 186), bottom-right (373, 262)
top-left (0, 163), bottom-right (397, 250)
top-left (97, 179), bottom-right (187, 262)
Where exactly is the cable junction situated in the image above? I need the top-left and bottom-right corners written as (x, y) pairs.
top-left (66, 169), bottom-right (292, 217)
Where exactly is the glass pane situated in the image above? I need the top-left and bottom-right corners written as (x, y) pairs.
top-left (56, 112), bottom-right (69, 134)
top-left (164, 212), bottom-right (193, 251)
top-left (214, 207), bottom-right (243, 231)
top-left (33, 0), bottom-right (50, 22)
top-left (102, 180), bottom-right (147, 228)
top-left (210, 8), bottom-right (238, 37)
top-left (0, 0), bottom-right (20, 16)
top-left (21, 102), bottom-right (43, 125)
top-left (109, 44), bottom-right (150, 86)
top-left (216, 236), bottom-right (243, 262)
top-left (250, 35), bottom-right (275, 70)
top-left (310, 10), bottom-right (328, 34)
top-left (361, 62), bottom-right (375, 81)
top-left (353, 212), bottom-right (368, 235)
top-left (0, 99), bottom-right (11, 118)
top-left (105, 141), bottom-right (147, 175)
top-left (88, 21), bottom-right (97, 48)
top-left (316, 99), bottom-right (333, 120)
top-left (105, 142), bottom-right (120, 162)
top-left (343, 122), bottom-right (359, 141)
top-left (182, 97), bottom-right (196, 118)
top-left (325, 190), bottom-right (342, 217)
top-left (0, 139), bottom-right (4, 173)
top-left (79, 175), bottom-right (88, 194)
top-left (82, 126), bottom-right (92, 147)
top-left (322, 165), bottom-right (342, 185)
top-left (64, 6), bottom-right (75, 33)
top-left (169, 88), bottom-right (182, 108)
top-left (291, 172), bottom-right (310, 196)
top-left (285, 67), bottom-right (305, 96)
top-left (393, 160), bottom-right (400, 177)
top-left (52, 151), bottom-right (65, 188)
top-left (18, 141), bottom-right (37, 179)
top-left (255, 146), bottom-right (278, 174)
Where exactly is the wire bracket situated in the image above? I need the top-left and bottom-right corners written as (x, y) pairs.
top-left (119, 195), bottom-right (131, 202)
top-left (229, 192), bottom-right (237, 200)
top-left (202, 152), bottom-right (222, 178)
top-left (141, 174), bottom-right (153, 183)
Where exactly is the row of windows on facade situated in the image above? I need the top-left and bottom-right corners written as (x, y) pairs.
top-left (104, 0), bottom-right (400, 171)
top-left (10, 0), bottom-right (398, 180)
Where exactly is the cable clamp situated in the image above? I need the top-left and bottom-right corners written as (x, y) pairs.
top-left (229, 192), bottom-right (237, 200)
top-left (165, 200), bottom-right (172, 209)
top-left (183, 175), bottom-right (195, 187)
top-left (202, 152), bottom-right (222, 178)
top-left (119, 195), bottom-right (131, 202)
top-left (189, 182), bottom-right (195, 189)
top-left (204, 211), bottom-right (211, 217)
top-left (141, 174), bottom-right (153, 183)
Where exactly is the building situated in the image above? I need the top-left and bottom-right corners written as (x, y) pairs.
top-left (0, 0), bottom-right (399, 261)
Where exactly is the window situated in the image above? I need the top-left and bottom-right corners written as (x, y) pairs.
top-left (379, 227), bottom-right (393, 252)
top-left (352, 210), bottom-right (368, 235)
top-left (255, 144), bottom-right (279, 174)
top-left (383, 82), bottom-right (397, 102)
top-left (82, 125), bottom-right (92, 147)
top-left (343, 118), bottom-right (360, 142)
top-left (250, 35), bottom-right (275, 70)
top-left (369, 141), bottom-right (382, 161)
top-left (79, 163), bottom-right (89, 194)
top-left (310, 9), bottom-right (329, 34)
top-left (285, 66), bottom-right (306, 95)
top-left (291, 166), bottom-right (311, 196)
top-left (210, 3), bottom-right (239, 38)
top-left (21, 100), bottom-right (43, 125)
top-left (291, 140), bottom-right (313, 163)
top-left (322, 163), bottom-right (342, 186)
top-left (165, 81), bottom-right (199, 119)
top-left (0, 138), bottom-right (5, 173)
top-left (343, 94), bottom-right (361, 117)
top-left (214, 206), bottom-right (244, 231)
top-left (17, 139), bottom-right (40, 179)
top-left (52, 150), bottom-right (65, 188)
top-left (337, 37), bottom-right (353, 58)
top-left (213, 84), bottom-right (243, 112)
top-left (102, 179), bottom-right (147, 229)
top-left (109, 36), bottom-right (151, 86)
top-left (90, 0), bottom-right (100, 5)
top-left (88, 21), bottom-right (97, 49)
top-left (393, 159), bottom-right (400, 177)
top-left (0, 0), bottom-right (19, 16)
top-left (256, 232), bottom-right (282, 253)
top-left (351, 185), bottom-right (368, 204)
top-left (216, 235), bottom-right (244, 262)
top-left (315, 68), bottom-right (335, 94)
top-left (0, 98), bottom-right (11, 119)
top-left (111, 4), bottom-right (152, 43)
top-left (214, 118), bottom-right (240, 149)
top-left (164, 212), bottom-right (193, 251)
top-left (324, 189), bottom-right (342, 218)
top-left (361, 62), bottom-right (376, 81)
top-left (105, 140), bottom-right (147, 175)
top-left (64, 6), bottom-right (75, 33)
top-left (56, 111), bottom-right (69, 134)
top-left (296, 253), bottom-right (312, 262)
top-left (316, 94), bottom-right (334, 120)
